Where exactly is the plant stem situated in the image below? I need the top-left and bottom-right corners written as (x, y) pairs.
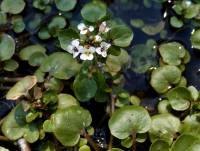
top-left (0, 135), bottom-right (9, 141)
top-left (0, 77), bottom-right (22, 83)
top-left (82, 129), bottom-right (100, 151)
top-left (132, 132), bottom-right (136, 151)
top-left (108, 94), bottom-right (116, 150)
top-left (17, 138), bottom-right (31, 151)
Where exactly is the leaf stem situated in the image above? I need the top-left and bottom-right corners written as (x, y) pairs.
top-left (132, 132), bottom-right (136, 151)
top-left (108, 94), bottom-right (116, 150)
top-left (82, 129), bottom-right (100, 151)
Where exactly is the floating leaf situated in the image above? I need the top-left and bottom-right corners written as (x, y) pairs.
top-left (45, 106), bottom-right (92, 146)
top-left (81, 1), bottom-right (107, 23)
top-left (58, 93), bottom-right (78, 109)
top-left (184, 4), bottom-right (200, 19)
top-left (121, 136), bottom-right (133, 148)
top-left (55, 0), bottom-right (77, 11)
top-left (0, 34), bottom-right (15, 61)
top-left (28, 52), bottom-right (46, 67)
top-left (170, 16), bottom-right (183, 28)
top-left (11, 16), bottom-right (25, 33)
top-left (73, 75), bottom-right (97, 102)
top-left (2, 103), bottom-right (39, 143)
top-left (159, 42), bottom-right (186, 65)
top-left (38, 28), bottom-right (51, 40)
top-left (3, 59), bottom-right (19, 71)
top-left (109, 25), bottom-right (133, 47)
top-left (149, 113), bottom-right (180, 144)
top-left (130, 19), bottom-right (144, 28)
top-left (142, 21), bottom-right (165, 35)
top-left (157, 100), bottom-right (170, 114)
top-left (6, 75), bottom-right (37, 100)
top-left (191, 29), bottom-right (200, 50)
top-left (130, 44), bottom-right (158, 73)
top-left (44, 78), bottom-right (63, 92)
top-left (172, 134), bottom-right (200, 151)
top-left (40, 52), bottom-right (81, 80)
top-left (150, 140), bottom-right (170, 151)
top-left (188, 86), bottom-right (199, 101)
top-left (0, 12), bottom-right (7, 25)
top-left (150, 65), bottom-right (182, 93)
top-left (79, 145), bottom-right (91, 151)
top-left (19, 45), bottom-right (46, 61)
top-left (109, 106), bottom-right (151, 139)
top-left (166, 87), bottom-right (191, 111)
top-left (1, 0), bottom-right (25, 14)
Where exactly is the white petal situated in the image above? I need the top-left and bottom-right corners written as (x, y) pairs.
top-left (89, 26), bottom-right (94, 32)
top-left (71, 39), bottom-right (79, 47)
top-left (80, 54), bottom-right (87, 60)
top-left (94, 35), bottom-right (102, 42)
top-left (87, 54), bottom-right (94, 60)
top-left (73, 51), bottom-right (80, 58)
top-left (78, 46), bottom-right (84, 52)
top-left (80, 29), bottom-right (88, 35)
top-left (89, 46), bottom-right (96, 53)
top-left (104, 27), bottom-right (111, 32)
top-left (96, 47), bottom-right (102, 55)
top-left (67, 45), bottom-right (73, 54)
top-left (77, 23), bottom-right (86, 30)
top-left (101, 51), bottom-right (107, 58)
top-left (101, 42), bottom-right (111, 50)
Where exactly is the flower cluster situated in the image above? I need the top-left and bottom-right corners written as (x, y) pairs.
top-left (67, 22), bottom-right (111, 60)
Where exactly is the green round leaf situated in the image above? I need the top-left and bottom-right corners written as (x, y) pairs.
top-left (48, 16), bottom-right (66, 30)
top-left (28, 52), bottom-right (46, 67)
top-left (188, 86), bottom-right (199, 101)
top-left (40, 52), bottom-right (81, 80)
top-left (0, 34), bottom-right (15, 61)
top-left (130, 19), bottom-right (144, 28)
top-left (142, 21), bottom-right (165, 35)
top-left (130, 44), bottom-right (158, 73)
top-left (49, 106), bottom-right (92, 146)
top-left (44, 78), bottom-right (63, 92)
top-left (81, 1), bottom-right (107, 22)
top-left (150, 140), bottom-right (170, 151)
top-left (109, 105), bottom-right (151, 139)
top-left (150, 65), bottom-right (182, 93)
top-left (58, 93), bottom-right (78, 109)
top-left (121, 136), bottom-right (133, 148)
top-left (38, 28), bottom-right (51, 40)
top-left (11, 16), bottom-right (25, 33)
top-left (159, 42), bottom-right (186, 66)
top-left (0, 12), bottom-right (7, 25)
top-left (172, 134), bottom-right (200, 151)
top-left (158, 100), bottom-right (170, 114)
top-left (3, 59), bottom-right (19, 71)
top-left (19, 45), bottom-right (46, 61)
top-left (170, 16), bottom-right (183, 28)
top-left (166, 87), bottom-right (191, 111)
top-left (79, 145), bottom-right (91, 151)
top-left (1, 0), bottom-right (25, 14)
top-left (55, 0), bottom-right (77, 11)
top-left (73, 75), bottom-right (97, 102)
top-left (109, 25), bottom-right (133, 47)
top-left (149, 113), bottom-right (180, 144)
top-left (6, 75), bottom-right (37, 100)
top-left (191, 29), bottom-right (200, 50)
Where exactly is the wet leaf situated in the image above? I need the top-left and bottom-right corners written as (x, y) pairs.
top-left (73, 74), bottom-right (97, 102)
top-left (172, 134), bottom-right (200, 151)
top-left (1, 0), bottom-right (25, 14)
top-left (109, 25), bottom-right (133, 47)
top-left (142, 21), bottom-right (165, 35)
top-left (109, 106), bottom-right (151, 139)
top-left (150, 140), bottom-right (170, 151)
top-left (6, 75), bottom-right (37, 100)
top-left (3, 59), bottom-right (19, 71)
top-left (130, 44), bottom-right (158, 73)
top-left (81, 1), bottom-right (107, 22)
top-left (159, 42), bottom-right (186, 66)
top-left (40, 52), bottom-right (81, 80)
top-left (0, 34), bottom-right (15, 61)
top-left (46, 106), bottom-right (92, 146)
top-left (58, 93), bottom-right (78, 109)
top-left (2, 103), bottom-right (39, 143)
top-left (170, 16), bottom-right (183, 28)
top-left (191, 29), bottom-right (200, 50)
top-left (55, 0), bottom-right (77, 11)
top-left (166, 87), bottom-right (191, 111)
top-left (19, 45), bottom-right (46, 61)
top-left (149, 113), bottom-right (180, 144)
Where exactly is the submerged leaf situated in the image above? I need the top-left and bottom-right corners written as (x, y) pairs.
top-left (6, 76), bottom-right (37, 100)
top-left (55, 0), bottom-right (77, 11)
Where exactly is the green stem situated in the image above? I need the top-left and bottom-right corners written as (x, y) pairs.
top-left (132, 132), bottom-right (136, 151)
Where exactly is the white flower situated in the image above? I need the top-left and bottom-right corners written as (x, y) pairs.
top-left (67, 39), bottom-right (83, 58)
top-left (94, 35), bottom-right (102, 42)
top-left (96, 42), bottom-right (111, 58)
top-left (80, 46), bottom-right (96, 60)
top-left (77, 23), bottom-right (94, 35)
top-left (99, 21), bottom-right (110, 33)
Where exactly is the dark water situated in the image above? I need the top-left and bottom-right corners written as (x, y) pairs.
top-left (0, 0), bottom-right (200, 150)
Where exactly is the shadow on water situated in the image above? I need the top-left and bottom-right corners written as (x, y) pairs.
top-left (1, 0), bottom-right (200, 150)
